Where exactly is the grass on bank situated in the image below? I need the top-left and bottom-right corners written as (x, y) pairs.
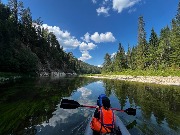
top-left (0, 72), bottom-right (21, 78)
top-left (83, 69), bottom-right (180, 77)
top-left (0, 72), bottom-right (36, 78)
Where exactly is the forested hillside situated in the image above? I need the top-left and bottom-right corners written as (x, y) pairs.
top-left (0, 1), bottom-right (100, 75)
top-left (102, 1), bottom-right (180, 74)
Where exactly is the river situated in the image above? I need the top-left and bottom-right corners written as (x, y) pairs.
top-left (0, 77), bottom-right (179, 135)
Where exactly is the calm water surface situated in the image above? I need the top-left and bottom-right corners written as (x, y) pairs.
top-left (0, 77), bottom-right (180, 135)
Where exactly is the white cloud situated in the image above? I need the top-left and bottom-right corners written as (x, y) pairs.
top-left (42, 24), bottom-right (115, 62)
top-left (77, 87), bottom-right (92, 98)
top-left (42, 24), bottom-right (94, 62)
top-left (78, 42), bottom-right (96, 61)
top-left (90, 32), bottom-right (116, 43)
top-left (42, 24), bottom-right (80, 50)
top-left (81, 32), bottom-right (90, 42)
top-left (79, 42), bottom-right (96, 51)
top-left (79, 31), bottom-right (116, 61)
top-left (63, 38), bottom-right (80, 49)
top-left (81, 31), bottom-right (116, 43)
top-left (96, 7), bottom-right (110, 16)
top-left (112, 0), bottom-right (141, 13)
top-left (39, 105), bottom-right (79, 127)
top-left (78, 51), bottom-right (92, 61)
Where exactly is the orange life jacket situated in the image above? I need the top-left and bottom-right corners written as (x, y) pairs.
top-left (90, 107), bottom-right (115, 133)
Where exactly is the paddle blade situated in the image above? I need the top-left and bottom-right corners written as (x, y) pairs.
top-left (60, 99), bottom-right (80, 109)
top-left (125, 108), bottom-right (136, 116)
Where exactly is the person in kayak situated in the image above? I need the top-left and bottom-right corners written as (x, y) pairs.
top-left (90, 95), bottom-right (115, 135)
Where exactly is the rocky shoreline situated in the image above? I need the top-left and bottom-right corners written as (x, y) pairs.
top-left (86, 75), bottom-right (180, 86)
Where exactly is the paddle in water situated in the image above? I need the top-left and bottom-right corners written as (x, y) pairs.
top-left (60, 99), bottom-right (136, 116)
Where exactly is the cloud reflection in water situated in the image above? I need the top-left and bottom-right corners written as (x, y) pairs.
top-left (36, 86), bottom-right (95, 134)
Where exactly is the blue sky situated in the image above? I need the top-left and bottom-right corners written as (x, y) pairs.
top-left (2, 0), bottom-right (179, 66)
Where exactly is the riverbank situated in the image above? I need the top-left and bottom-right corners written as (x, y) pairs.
top-left (0, 72), bottom-right (32, 84)
top-left (85, 75), bottom-right (180, 86)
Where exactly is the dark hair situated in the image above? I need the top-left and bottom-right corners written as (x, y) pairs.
top-left (102, 97), bottom-right (110, 109)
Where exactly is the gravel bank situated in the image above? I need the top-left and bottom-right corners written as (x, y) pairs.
top-left (86, 75), bottom-right (180, 86)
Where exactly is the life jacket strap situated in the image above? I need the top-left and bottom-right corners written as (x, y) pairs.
top-left (99, 108), bottom-right (115, 133)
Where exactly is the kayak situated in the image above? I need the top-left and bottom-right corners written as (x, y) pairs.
top-left (84, 113), bottom-right (131, 135)
top-left (60, 98), bottom-right (135, 135)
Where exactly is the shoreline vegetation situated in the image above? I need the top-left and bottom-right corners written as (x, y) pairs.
top-left (101, 3), bottom-right (180, 80)
top-left (83, 70), bottom-right (180, 86)
top-left (0, 2), bottom-right (100, 76)
top-left (85, 74), bottom-right (180, 86)
top-left (1, 70), bottom-right (180, 86)
top-left (1, 2), bottom-right (179, 78)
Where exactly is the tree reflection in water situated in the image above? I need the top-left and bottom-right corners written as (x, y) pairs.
top-left (0, 77), bottom-right (97, 135)
top-left (0, 77), bottom-right (179, 135)
top-left (103, 79), bottom-right (180, 134)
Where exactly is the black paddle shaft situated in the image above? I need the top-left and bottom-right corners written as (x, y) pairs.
top-left (60, 99), bottom-right (136, 115)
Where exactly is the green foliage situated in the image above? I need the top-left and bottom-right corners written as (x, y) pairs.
top-left (136, 16), bottom-right (148, 69)
top-left (176, 0), bottom-right (180, 26)
top-left (15, 48), bottom-right (38, 73)
top-left (102, 2), bottom-right (180, 75)
top-left (0, 3), bottom-right (10, 21)
top-left (0, 77), bottom-right (96, 134)
top-left (127, 44), bottom-right (132, 69)
top-left (148, 28), bottom-right (159, 69)
top-left (102, 53), bottom-right (112, 72)
top-left (0, 72), bottom-right (20, 78)
top-left (107, 80), bottom-right (180, 131)
top-left (170, 19), bottom-right (180, 67)
top-left (113, 43), bottom-right (127, 71)
top-left (0, 1), bottom-right (100, 74)
top-left (107, 69), bottom-right (180, 77)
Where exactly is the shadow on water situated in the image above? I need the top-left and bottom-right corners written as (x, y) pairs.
top-left (102, 79), bottom-right (180, 135)
top-left (126, 120), bottom-right (137, 130)
top-left (0, 77), bottom-right (180, 135)
top-left (0, 77), bottom-right (97, 135)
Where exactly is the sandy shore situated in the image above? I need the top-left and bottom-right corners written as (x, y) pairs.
top-left (86, 75), bottom-right (180, 86)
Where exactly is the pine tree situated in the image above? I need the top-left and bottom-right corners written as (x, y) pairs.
top-left (102, 53), bottom-right (112, 73)
top-left (8, 0), bottom-right (23, 23)
top-left (136, 16), bottom-right (148, 69)
top-left (131, 46), bottom-right (137, 70)
top-left (170, 20), bottom-right (180, 68)
top-left (113, 52), bottom-right (120, 72)
top-left (8, 0), bottom-right (18, 23)
top-left (113, 43), bottom-right (127, 72)
top-left (157, 26), bottom-right (171, 69)
top-left (127, 44), bottom-right (132, 69)
top-left (119, 44), bottom-right (127, 69)
top-left (176, 0), bottom-right (180, 26)
top-left (20, 7), bottom-right (32, 27)
top-left (20, 7), bottom-right (34, 46)
top-left (170, 1), bottom-right (180, 68)
top-left (148, 28), bottom-right (159, 69)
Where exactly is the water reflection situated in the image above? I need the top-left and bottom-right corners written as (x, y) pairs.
top-left (102, 79), bottom-right (180, 135)
top-left (37, 87), bottom-right (93, 129)
top-left (35, 83), bottom-right (98, 135)
top-left (126, 120), bottom-right (137, 130)
top-left (0, 77), bottom-right (179, 135)
top-left (0, 77), bottom-right (97, 135)
top-left (34, 80), bottom-right (106, 135)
